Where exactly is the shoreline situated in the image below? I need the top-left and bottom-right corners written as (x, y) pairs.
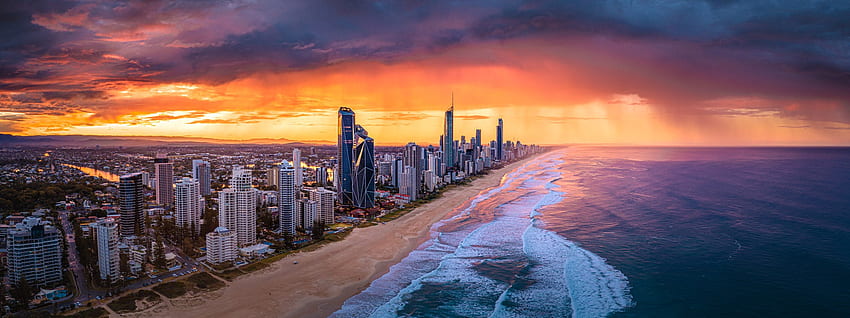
top-left (153, 156), bottom-right (538, 318)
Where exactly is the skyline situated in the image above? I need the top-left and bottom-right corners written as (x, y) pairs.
top-left (2, 1), bottom-right (850, 145)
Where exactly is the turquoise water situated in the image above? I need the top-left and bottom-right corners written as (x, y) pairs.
top-left (333, 147), bottom-right (850, 317)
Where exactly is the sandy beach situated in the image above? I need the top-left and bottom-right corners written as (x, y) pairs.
top-left (155, 157), bottom-right (533, 318)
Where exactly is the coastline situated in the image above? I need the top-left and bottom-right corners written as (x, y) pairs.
top-left (152, 156), bottom-right (537, 318)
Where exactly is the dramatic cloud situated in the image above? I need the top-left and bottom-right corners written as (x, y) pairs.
top-left (0, 0), bottom-right (848, 144)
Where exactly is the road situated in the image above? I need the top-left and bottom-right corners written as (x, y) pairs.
top-left (51, 211), bottom-right (203, 312)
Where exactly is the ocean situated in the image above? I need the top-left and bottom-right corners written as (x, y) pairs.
top-left (332, 147), bottom-right (850, 317)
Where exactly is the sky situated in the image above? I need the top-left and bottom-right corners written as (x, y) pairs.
top-left (1, 0), bottom-right (849, 146)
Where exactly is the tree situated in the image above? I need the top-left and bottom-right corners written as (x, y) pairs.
top-left (119, 253), bottom-right (131, 276)
top-left (11, 278), bottom-right (33, 305)
top-left (282, 231), bottom-right (295, 250)
top-left (153, 237), bottom-right (167, 269)
top-left (312, 221), bottom-right (325, 241)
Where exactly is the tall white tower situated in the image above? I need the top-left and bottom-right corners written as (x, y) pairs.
top-left (278, 161), bottom-right (296, 235)
top-left (92, 219), bottom-right (120, 282)
top-left (218, 167), bottom-right (257, 246)
top-left (175, 177), bottom-right (202, 234)
top-left (293, 148), bottom-right (303, 187)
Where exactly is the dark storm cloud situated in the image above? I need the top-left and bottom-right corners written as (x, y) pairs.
top-left (0, 0), bottom-right (848, 121)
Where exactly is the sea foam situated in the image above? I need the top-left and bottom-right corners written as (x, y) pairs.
top-left (332, 151), bottom-right (633, 318)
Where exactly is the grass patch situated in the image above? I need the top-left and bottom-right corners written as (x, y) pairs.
top-left (67, 307), bottom-right (108, 318)
top-left (217, 269), bottom-right (244, 281)
top-left (152, 281), bottom-right (188, 298)
top-left (107, 289), bottom-right (161, 314)
top-left (239, 261), bottom-right (270, 273)
top-left (184, 272), bottom-right (226, 291)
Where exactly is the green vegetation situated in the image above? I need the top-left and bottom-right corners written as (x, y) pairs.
top-left (107, 290), bottom-right (161, 314)
top-left (0, 181), bottom-right (103, 212)
top-left (216, 269), bottom-right (244, 281)
top-left (184, 272), bottom-right (225, 291)
top-left (152, 281), bottom-right (188, 298)
top-left (67, 307), bottom-right (108, 318)
top-left (239, 261), bottom-right (270, 273)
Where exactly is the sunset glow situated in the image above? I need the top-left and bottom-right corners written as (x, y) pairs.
top-left (2, 1), bottom-right (849, 145)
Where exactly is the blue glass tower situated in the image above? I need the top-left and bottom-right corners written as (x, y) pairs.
top-left (354, 128), bottom-right (375, 209)
top-left (337, 107), bottom-right (355, 205)
top-left (443, 97), bottom-right (454, 169)
top-left (496, 118), bottom-right (503, 161)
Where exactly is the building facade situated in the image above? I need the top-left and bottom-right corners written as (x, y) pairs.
top-left (337, 107), bottom-right (356, 205)
top-left (175, 177), bottom-right (203, 234)
top-left (278, 162), bottom-right (297, 235)
top-left (192, 159), bottom-right (212, 196)
top-left (6, 217), bottom-right (62, 287)
top-left (218, 167), bottom-right (257, 246)
top-left (92, 219), bottom-right (120, 282)
top-left (206, 227), bottom-right (237, 264)
top-left (119, 172), bottom-right (145, 237)
top-left (154, 153), bottom-right (174, 208)
top-left (309, 187), bottom-right (335, 225)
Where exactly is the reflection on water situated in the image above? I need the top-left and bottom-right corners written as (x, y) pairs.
top-left (61, 163), bottom-right (120, 182)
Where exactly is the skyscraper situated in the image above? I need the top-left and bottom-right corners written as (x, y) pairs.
top-left (92, 219), bottom-right (120, 282)
top-left (391, 157), bottom-right (403, 188)
top-left (337, 107), bottom-right (355, 205)
top-left (219, 167), bottom-right (257, 246)
top-left (154, 153), bottom-right (174, 208)
top-left (279, 161), bottom-right (297, 235)
top-left (267, 166), bottom-right (280, 188)
top-left (192, 159), bottom-right (211, 196)
top-left (496, 118), bottom-right (504, 161)
top-left (475, 129), bottom-right (482, 148)
top-left (293, 148), bottom-right (303, 187)
top-left (403, 143), bottom-right (423, 195)
top-left (400, 166), bottom-right (418, 201)
top-left (6, 217), bottom-right (62, 288)
top-left (119, 172), bottom-right (145, 237)
top-left (337, 107), bottom-right (375, 208)
top-left (315, 166), bottom-right (328, 186)
top-left (175, 177), bottom-right (202, 234)
top-left (443, 97), bottom-right (454, 169)
top-left (353, 125), bottom-right (375, 208)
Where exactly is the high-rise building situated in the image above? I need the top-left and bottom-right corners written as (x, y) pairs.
top-left (297, 199), bottom-right (318, 230)
top-left (443, 98), bottom-right (454, 169)
top-left (279, 161), bottom-right (297, 235)
top-left (400, 166), bottom-right (418, 201)
top-left (496, 118), bottom-right (504, 161)
top-left (92, 219), bottom-right (120, 282)
top-left (475, 129), bottom-right (482, 148)
top-left (391, 157), bottom-right (403, 188)
top-left (6, 217), bottom-right (62, 287)
top-left (219, 167), bottom-right (257, 246)
top-left (403, 143), bottom-right (423, 195)
top-left (267, 166), bottom-right (280, 188)
top-left (354, 127), bottom-right (375, 208)
top-left (337, 107), bottom-right (356, 205)
top-left (309, 187), bottom-right (335, 225)
top-left (315, 166), bottom-right (328, 186)
top-left (192, 159), bottom-right (211, 196)
top-left (119, 172), bottom-right (145, 237)
top-left (205, 227), bottom-right (237, 265)
top-left (175, 177), bottom-right (203, 234)
top-left (293, 149), bottom-right (303, 187)
top-left (154, 153), bottom-right (174, 208)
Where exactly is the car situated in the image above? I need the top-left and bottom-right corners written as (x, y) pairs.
top-left (293, 261), bottom-right (298, 264)
top-left (95, 296), bottom-right (101, 300)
